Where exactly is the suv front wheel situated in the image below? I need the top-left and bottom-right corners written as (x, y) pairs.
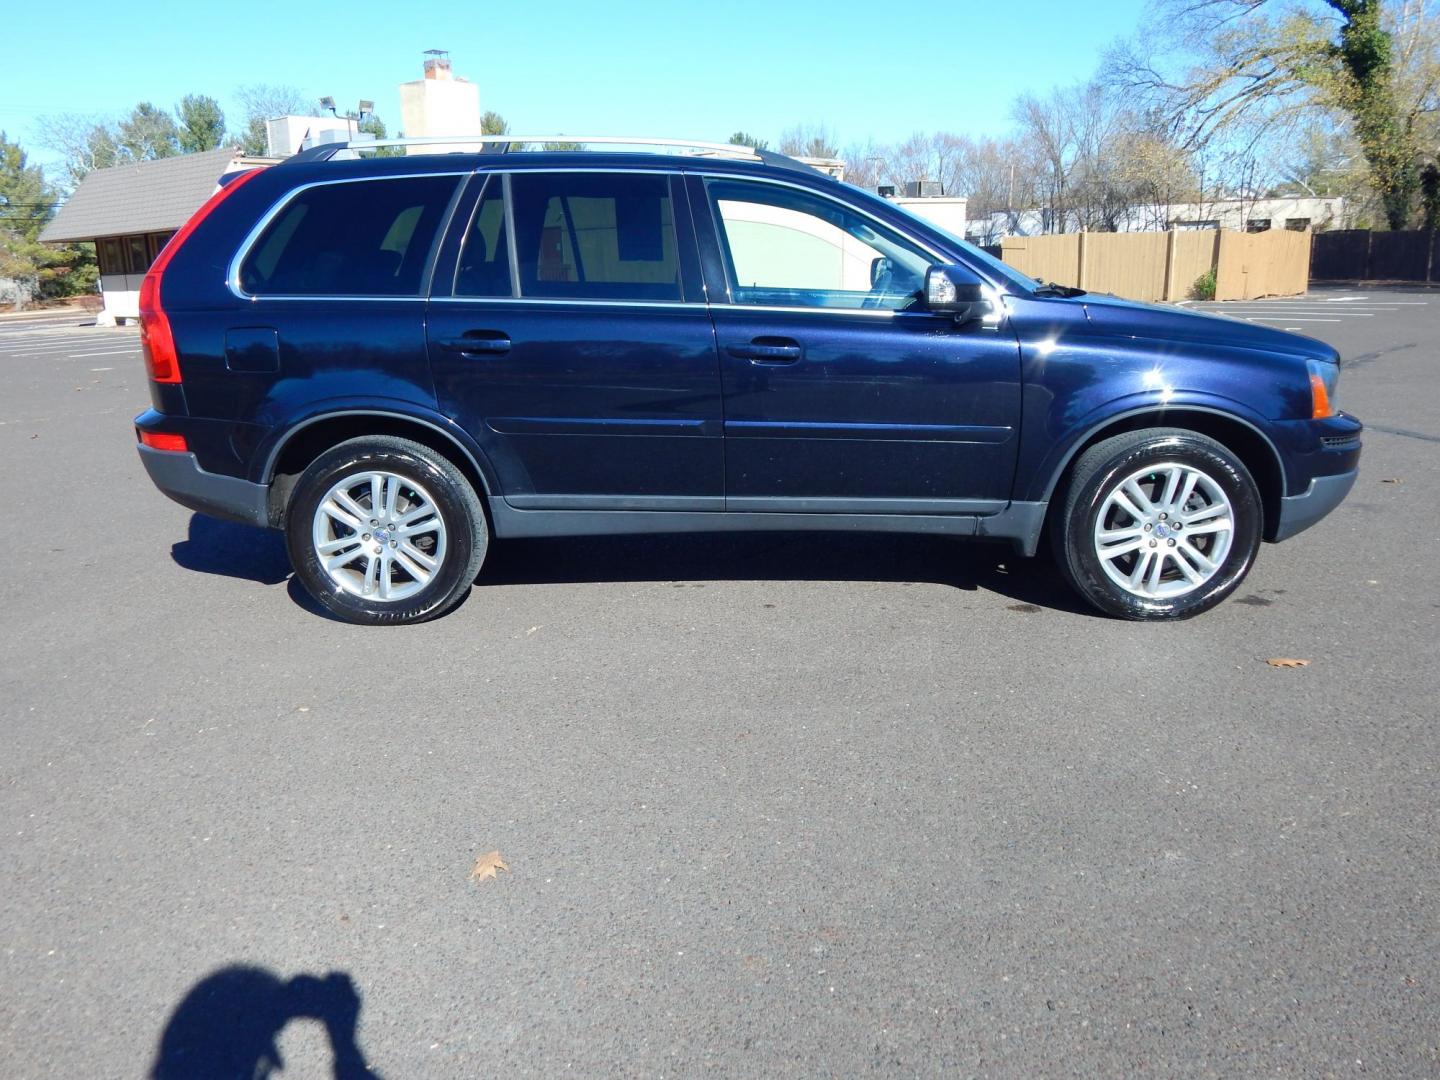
top-left (286, 436), bottom-right (488, 625)
top-left (1052, 428), bottom-right (1263, 620)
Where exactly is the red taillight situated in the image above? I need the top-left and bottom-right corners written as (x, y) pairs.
top-left (139, 430), bottom-right (188, 452)
top-left (139, 166), bottom-right (265, 384)
top-left (138, 272), bottom-right (179, 382)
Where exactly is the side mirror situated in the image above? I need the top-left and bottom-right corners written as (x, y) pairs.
top-left (924, 265), bottom-right (992, 324)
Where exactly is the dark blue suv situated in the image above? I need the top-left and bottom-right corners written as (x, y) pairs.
top-left (133, 137), bottom-right (1361, 624)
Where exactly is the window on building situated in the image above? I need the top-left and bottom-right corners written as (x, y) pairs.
top-left (1246, 219), bottom-right (1272, 233)
top-left (124, 235), bottom-right (150, 273)
top-left (148, 231), bottom-right (176, 265)
top-left (239, 175), bottom-right (460, 296)
top-left (705, 178), bottom-right (931, 310)
top-left (97, 238), bottom-right (125, 276)
top-left (1285, 218), bottom-right (1311, 231)
top-left (507, 172), bottom-right (682, 301)
top-left (454, 177), bottom-right (512, 297)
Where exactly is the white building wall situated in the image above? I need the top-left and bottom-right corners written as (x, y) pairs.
top-left (891, 196), bottom-right (967, 241)
top-left (265, 115), bottom-right (355, 157)
top-left (966, 196), bottom-right (1346, 242)
top-left (98, 275), bottom-right (141, 322)
top-left (398, 75), bottom-right (482, 154)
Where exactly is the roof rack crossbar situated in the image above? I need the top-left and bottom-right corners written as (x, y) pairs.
top-left (283, 135), bottom-right (828, 176)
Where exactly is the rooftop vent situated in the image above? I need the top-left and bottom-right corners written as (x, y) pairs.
top-left (904, 180), bottom-right (943, 199)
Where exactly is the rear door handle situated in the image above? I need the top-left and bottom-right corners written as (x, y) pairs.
top-left (726, 338), bottom-right (801, 364)
top-left (441, 331), bottom-right (511, 356)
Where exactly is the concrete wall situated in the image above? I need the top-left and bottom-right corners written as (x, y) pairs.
top-left (892, 196), bottom-right (967, 241)
top-left (265, 115), bottom-right (354, 157)
top-left (399, 73), bottom-right (481, 155)
top-left (98, 278), bottom-right (141, 320)
top-left (970, 196), bottom-right (1346, 242)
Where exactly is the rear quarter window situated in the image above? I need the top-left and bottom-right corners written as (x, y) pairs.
top-left (239, 175), bottom-right (460, 297)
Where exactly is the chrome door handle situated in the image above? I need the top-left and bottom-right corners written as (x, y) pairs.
top-left (726, 339), bottom-right (801, 363)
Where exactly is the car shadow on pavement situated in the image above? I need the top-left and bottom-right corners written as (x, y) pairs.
top-left (171, 515), bottom-right (291, 585)
top-left (150, 965), bottom-right (383, 1079)
top-left (171, 514), bottom-right (1094, 617)
top-left (479, 531), bottom-right (1094, 616)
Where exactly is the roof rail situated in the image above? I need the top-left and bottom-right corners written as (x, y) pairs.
top-left (284, 135), bottom-right (829, 177)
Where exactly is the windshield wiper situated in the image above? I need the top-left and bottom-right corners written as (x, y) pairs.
top-left (1033, 281), bottom-right (1086, 298)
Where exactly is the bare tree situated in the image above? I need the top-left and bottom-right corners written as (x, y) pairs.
top-left (779, 123), bottom-right (839, 159)
top-left (35, 114), bottom-right (121, 189)
top-left (839, 139), bottom-right (887, 190)
top-left (1107, 0), bottom-right (1440, 227)
top-left (235, 84), bottom-right (312, 155)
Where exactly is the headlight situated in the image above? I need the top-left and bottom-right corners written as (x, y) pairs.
top-left (1306, 357), bottom-right (1339, 419)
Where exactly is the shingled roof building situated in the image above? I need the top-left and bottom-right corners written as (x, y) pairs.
top-left (40, 147), bottom-right (272, 323)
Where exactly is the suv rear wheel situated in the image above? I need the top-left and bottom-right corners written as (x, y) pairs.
top-left (286, 436), bottom-right (488, 625)
top-left (1052, 428), bottom-right (1262, 620)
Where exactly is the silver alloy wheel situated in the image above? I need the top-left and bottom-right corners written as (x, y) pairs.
top-left (1093, 461), bottom-right (1234, 600)
top-left (311, 470), bottom-right (448, 602)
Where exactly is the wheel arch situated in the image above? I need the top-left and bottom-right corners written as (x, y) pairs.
top-left (1037, 407), bottom-right (1287, 542)
top-left (262, 410), bottom-right (497, 527)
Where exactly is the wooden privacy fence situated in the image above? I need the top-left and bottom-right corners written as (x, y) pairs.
top-left (1001, 228), bottom-right (1312, 302)
top-left (1311, 229), bottom-right (1440, 282)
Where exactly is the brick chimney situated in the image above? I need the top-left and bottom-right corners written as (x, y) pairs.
top-left (423, 49), bottom-right (452, 80)
top-left (400, 50), bottom-right (482, 153)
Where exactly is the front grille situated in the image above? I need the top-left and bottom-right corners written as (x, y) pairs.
top-left (1321, 434), bottom-right (1361, 451)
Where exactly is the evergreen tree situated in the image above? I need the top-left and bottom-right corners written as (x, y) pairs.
top-left (177, 95), bottom-right (227, 153)
top-left (0, 133), bottom-right (94, 308)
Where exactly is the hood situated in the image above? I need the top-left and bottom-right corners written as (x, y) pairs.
top-left (1076, 292), bottom-right (1340, 365)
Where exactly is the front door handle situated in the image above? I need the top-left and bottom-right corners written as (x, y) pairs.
top-left (441, 330), bottom-right (511, 356)
top-left (726, 338), bottom-right (801, 364)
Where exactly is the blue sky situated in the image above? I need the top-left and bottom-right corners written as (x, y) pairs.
top-left (1, 0), bottom-right (1149, 172)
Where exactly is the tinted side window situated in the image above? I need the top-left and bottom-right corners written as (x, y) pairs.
top-left (454, 176), bottom-right (512, 297)
top-left (509, 172), bottom-right (681, 301)
top-left (240, 175), bottom-right (459, 296)
top-left (706, 179), bottom-right (931, 311)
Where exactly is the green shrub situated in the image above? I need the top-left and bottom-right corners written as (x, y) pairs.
top-left (1191, 268), bottom-right (1217, 301)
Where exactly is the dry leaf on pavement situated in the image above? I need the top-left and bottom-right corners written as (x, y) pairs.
top-left (469, 851), bottom-right (508, 883)
top-left (1265, 658), bottom-right (1310, 668)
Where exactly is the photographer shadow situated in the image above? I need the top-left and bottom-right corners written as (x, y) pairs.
top-left (151, 965), bottom-right (382, 1079)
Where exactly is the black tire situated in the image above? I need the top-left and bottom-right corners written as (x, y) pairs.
top-left (285, 436), bottom-right (488, 625)
top-left (1050, 428), bottom-right (1262, 620)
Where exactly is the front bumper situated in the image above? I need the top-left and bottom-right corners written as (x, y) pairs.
top-left (137, 445), bottom-right (271, 528)
top-left (1272, 469), bottom-right (1357, 542)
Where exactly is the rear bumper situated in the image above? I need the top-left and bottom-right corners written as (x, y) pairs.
top-left (1271, 469), bottom-right (1357, 542)
top-left (137, 445), bottom-right (271, 528)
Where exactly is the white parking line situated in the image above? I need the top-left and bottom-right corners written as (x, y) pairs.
top-left (0, 341), bottom-right (106, 352)
top-left (67, 349), bottom-right (139, 358)
top-left (0, 340), bottom-right (137, 353)
top-left (1316, 296), bottom-right (1428, 304)
top-left (1220, 309), bottom-right (1376, 316)
top-left (1245, 317), bottom-right (1341, 323)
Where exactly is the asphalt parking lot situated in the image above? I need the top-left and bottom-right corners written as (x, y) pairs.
top-left (2, 286), bottom-right (1437, 1077)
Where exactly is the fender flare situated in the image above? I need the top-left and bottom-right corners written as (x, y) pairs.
top-left (259, 406), bottom-right (499, 498)
top-left (1025, 399), bottom-right (1288, 506)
